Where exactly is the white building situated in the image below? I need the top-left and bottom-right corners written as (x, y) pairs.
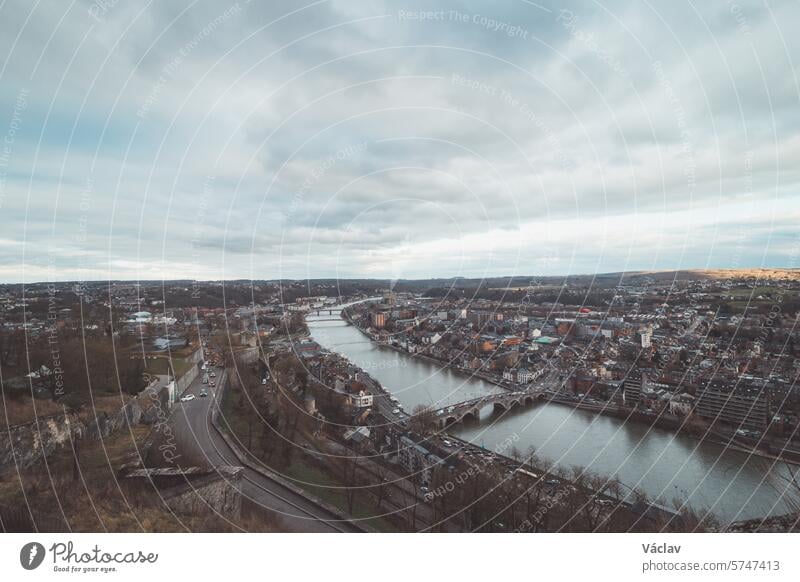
top-left (349, 391), bottom-right (374, 408)
top-left (128, 311), bottom-right (152, 323)
top-left (640, 326), bottom-right (653, 348)
top-left (502, 367), bottom-right (541, 384)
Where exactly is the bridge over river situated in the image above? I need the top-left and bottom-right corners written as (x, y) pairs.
top-left (433, 389), bottom-right (551, 429)
top-left (306, 304), bottom-right (800, 524)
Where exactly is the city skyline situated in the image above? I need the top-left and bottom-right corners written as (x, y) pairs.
top-left (6, 266), bottom-right (799, 287)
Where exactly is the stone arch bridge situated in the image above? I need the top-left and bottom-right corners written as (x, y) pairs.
top-left (432, 390), bottom-right (546, 429)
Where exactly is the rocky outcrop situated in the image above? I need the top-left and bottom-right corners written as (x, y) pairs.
top-left (1, 396), bottom-right (153, 473)
top-left (1, 413), bottom-right (83, 471)
top-left (83, 399), bottom-right (145, 440)
top-left (1, 361), bottom-right (196, 474)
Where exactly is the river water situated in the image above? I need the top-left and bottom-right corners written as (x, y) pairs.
top-left (308, 312), bottom-right (799, 524)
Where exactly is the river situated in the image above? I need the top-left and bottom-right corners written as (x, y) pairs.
top-left (308, 311), bottom-right (800, 524)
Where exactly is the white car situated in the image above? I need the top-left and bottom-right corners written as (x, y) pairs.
top-left (180, 394), bottom-right (195, 402)
top-left (392, 408), bottom-right (400, 415)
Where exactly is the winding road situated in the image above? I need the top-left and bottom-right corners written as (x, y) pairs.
top-left (148, 362), bottom-right (362, 533)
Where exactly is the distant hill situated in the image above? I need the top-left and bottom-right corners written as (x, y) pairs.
top-left (4, 268), bottom-right (798, 289)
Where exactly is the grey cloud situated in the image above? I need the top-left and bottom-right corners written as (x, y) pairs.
top-left (0, 0), bottom-right (797, 280)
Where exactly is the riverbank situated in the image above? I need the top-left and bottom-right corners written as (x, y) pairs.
top-left (309, 307), bottom-right (800, 522)
top-left (340, 307), bottom-right (800, 467)
top-left (342, 308), bottom-right (510, 389)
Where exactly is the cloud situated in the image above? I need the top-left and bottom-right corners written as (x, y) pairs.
top-left (0, 0), bottom-right (798, 282)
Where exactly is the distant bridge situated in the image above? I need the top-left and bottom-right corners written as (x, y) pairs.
top-left (432, 389), bottom-right (549, 429)
top-left (306, 307), bottom-right (342, 315)
top-left (307, 308), bottom-right (344, 322)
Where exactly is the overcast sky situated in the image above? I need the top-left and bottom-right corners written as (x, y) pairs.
top-left (0, 0), bottom-right (798, 283)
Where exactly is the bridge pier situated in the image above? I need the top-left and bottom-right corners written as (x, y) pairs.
top-left (462, 408), bottom-right (480, 423)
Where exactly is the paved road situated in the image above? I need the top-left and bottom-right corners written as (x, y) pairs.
top-left (148, 362), bottom-right (361, 533)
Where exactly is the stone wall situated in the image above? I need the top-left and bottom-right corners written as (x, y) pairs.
top-left (174, 361), bottom-right (200, 396)
top-left (186, 347), bottom-right (203, 365)
top-left (164, 467), bottom-right (243, 520)
top-left (122, 466), bottom-right (243, 520)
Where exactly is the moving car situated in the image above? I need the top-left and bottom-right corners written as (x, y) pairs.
top-left (199, 389), bottom-right (208, 398)
top-left (180, 394), bottom-right (195, 402)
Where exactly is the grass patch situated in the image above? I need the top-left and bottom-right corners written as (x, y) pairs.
top-left (281, 456), bottom-right (398, 532)
top-left (1, 396), bottom-right (64, 428)
top-left (0, 426), bottom-right (169, 532)
top-left (143, 356), bottom-right (193, 378)
top-left (219, 380), bottom-right (255, 444)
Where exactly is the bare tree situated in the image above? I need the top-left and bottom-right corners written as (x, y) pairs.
top-left (408, 404), bottom-right (437, 436)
